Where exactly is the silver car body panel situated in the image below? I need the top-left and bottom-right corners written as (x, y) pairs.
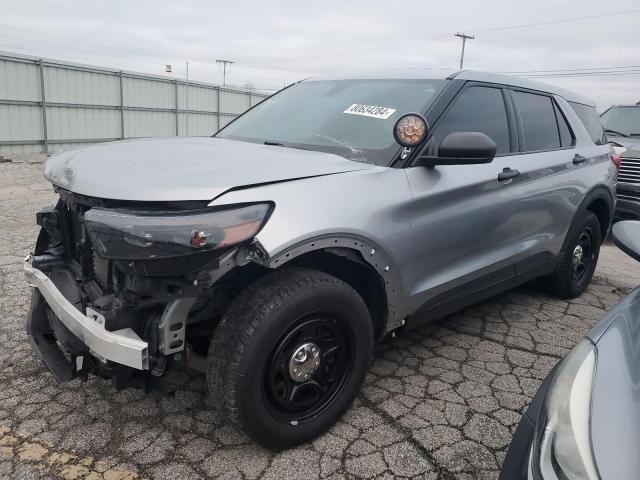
top-left (24, 256), bottom-right (149, 370)
top-left (44, 137), bottom-right (372, 201)
top-left (40, 69), bottom-right (616, 333)
top-left (583, 287), bottom-right (640, 479)
top-left (209, 82), bottom-right (615, 329)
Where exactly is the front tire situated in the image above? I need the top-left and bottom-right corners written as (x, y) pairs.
top-left (207, 267), bottom-right (373, 449)
top-left (543, 211), bottom-right (601, 299)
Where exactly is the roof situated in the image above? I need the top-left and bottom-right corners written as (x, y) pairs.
top-left (306, 68), bottom-right (596, 107)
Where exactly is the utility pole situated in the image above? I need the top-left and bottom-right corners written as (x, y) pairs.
top-left (216, 59), bottom-right (234, 86)
top-left (454, 33), bottom-right (474, 69)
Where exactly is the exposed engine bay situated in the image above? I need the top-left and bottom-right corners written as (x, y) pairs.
top-left (27, 188), bottom-right (271, 388)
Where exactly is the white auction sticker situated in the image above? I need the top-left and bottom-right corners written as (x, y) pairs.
top-left (343, 104), bottom-right (396, 119)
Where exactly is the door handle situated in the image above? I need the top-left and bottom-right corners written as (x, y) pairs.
top-left (498, 167), bottom-right (520, 181)
top-left (573, 154), bottom-right (587, 165)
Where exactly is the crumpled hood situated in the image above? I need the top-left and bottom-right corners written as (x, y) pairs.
top-left (45, 137), bottom-right (372, 201)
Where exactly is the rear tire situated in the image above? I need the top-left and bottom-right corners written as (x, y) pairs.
top-left (543, 211), bottom-right (601, 299)
top-left (207, 267), bottom-right (373, 449)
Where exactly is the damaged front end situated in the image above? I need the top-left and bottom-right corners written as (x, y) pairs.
top-left (25, 189), bottom-right (271, 388)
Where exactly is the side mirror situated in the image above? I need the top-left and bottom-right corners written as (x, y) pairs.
top-left (612, 221), bottom-right (640, 262)
top-left (416, 131), bottom-right (497, 166)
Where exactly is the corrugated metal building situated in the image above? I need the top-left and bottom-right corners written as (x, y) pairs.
top-left (0, 51), bottom-right (268, 155)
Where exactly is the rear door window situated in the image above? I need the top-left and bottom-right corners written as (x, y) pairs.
top-left (512, 91), bottom-right (561, 151)
top-left (430, 85), bottom-right (511, 155)
top-left (568, 102), bottom-right (606, 145)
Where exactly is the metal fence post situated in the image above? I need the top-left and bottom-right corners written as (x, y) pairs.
top-left (38, 59), bottom-right (48, 154)
top-left (119, 72), bottom-right (125, 140)
top-left (175, 79), bottom-right (179, 136)
top-left (216, 87), bottom-right (221, 131)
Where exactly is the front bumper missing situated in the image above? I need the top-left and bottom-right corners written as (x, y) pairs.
top-left (24, 256), bottom-right (149, 371)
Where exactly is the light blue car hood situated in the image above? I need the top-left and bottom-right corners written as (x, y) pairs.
top-left (44, 137), bottom-right (372, 202)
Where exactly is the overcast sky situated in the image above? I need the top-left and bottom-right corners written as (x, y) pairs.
top-left (1, 0), bottom-right (639, 109)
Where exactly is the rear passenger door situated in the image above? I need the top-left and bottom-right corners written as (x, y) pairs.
top-left (506, 88), bottom-right (589, 278)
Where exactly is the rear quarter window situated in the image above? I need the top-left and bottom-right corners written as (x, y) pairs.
top-left (569, 102), bottom-right (606, 145)
top-left (554, 103), bottom-right (574, 148)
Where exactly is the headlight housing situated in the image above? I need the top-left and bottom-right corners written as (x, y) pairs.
top-left (85, 203), bottom-right (271, 260)
top-left (532, 339), bottom-right (599, 480)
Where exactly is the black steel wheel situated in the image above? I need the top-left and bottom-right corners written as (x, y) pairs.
top-left (571, 228), bottom-right (595, 286)
top-left (543, 211), bottom-right (602, 299)
top-left (264, 314), bottom-right (353, 422)
top-left (207, 267), bottom-right (373, 449)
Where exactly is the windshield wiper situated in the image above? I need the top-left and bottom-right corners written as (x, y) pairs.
top-left (604, 128), bottom-right (630, 138)
top-left (263, 140), bottom-right (310, 151)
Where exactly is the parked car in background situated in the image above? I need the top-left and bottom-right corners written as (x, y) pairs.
top-left (25, 70), bottom-right (616, 449)
top-left (601, 105), bottom-right (640, 219)
top-left (501, 220), bottom-right (640, 480)
top-left (601, 104), bottom-right (640, 149)
top-left (615, 145), bottom-right (640, 220)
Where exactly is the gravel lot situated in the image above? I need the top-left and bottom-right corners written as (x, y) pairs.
top-left (1, 160), bottom-right (639, 480)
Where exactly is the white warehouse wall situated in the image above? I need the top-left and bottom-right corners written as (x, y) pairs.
top-left (0, 51), bottom-right (268, 156)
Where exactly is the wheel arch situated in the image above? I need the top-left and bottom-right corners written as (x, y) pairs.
top-left (265, 235), bottom-right (406, 339)
top-left (584, 193), bottom-right (613, 241)
top-left (561, 185), bottom-right (614, 257)
top-left (581, 185), bottom-right (615, 240)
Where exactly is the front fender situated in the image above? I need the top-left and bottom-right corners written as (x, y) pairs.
top-left (264, 233), bottom-right (406, 331)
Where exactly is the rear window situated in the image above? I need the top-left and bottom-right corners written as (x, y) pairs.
top-left (512, 91), bottom-right (561, 151)
top-left (569, 102), bottom-right (605, 145)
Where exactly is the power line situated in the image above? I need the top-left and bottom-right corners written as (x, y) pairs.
top-left (475, 9), bottom-right (640, 33)
top-left (501, 65), bottom-right (640, 74)
top-left (515, 71), bottom-right (640, 78)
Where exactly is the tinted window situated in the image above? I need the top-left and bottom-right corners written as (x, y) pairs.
top-left (513, 91), bottom-right (560, 151)
top-left (569, 102), bottom-right (605, 145)
top-left (554, 103), bottom-right (574, 148)
top-left (430, 86), bottom-right (511, 155)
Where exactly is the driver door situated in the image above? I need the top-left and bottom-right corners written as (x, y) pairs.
top-left (403, 83), bottom-right (525, 319)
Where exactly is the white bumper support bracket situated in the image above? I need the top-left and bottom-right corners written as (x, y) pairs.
top-left (24, 256), bottom-right (149, 370)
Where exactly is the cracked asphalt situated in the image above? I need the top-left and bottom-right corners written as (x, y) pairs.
top-left (1, 160), bottom-right (639, 480)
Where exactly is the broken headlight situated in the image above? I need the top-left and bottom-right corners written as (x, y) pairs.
top-left (84, 203), bottom-right (271, 260)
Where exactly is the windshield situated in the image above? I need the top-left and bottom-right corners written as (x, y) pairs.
top-left (601, 106), bottom-right (640, 137)
top-left (216, 78), bottom-right (447, 166)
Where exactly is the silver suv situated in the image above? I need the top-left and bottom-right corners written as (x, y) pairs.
top-left (25, 70), bottom-right (616, 449)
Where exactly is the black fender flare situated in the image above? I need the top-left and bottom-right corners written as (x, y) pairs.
top-left (264, 234), bottom-right (406, 333)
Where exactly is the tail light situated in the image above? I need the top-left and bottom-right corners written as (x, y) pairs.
top-left (611, 153), bottom-right (621, 171)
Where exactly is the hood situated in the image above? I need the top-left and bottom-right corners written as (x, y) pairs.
top-left (621, 146), bottom-right (640, 159)
top-left (607, 134), bottom-right (640, 149)
top-left (44, 137), bottom-right (373, 201)
top-left (588, 287), bottom-right (640, 479)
